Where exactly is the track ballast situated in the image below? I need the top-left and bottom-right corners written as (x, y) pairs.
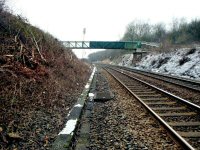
top-left (104, 66), bottom-right (200, 149)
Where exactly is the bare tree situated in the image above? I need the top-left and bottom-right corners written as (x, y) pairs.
top-left (122, 20), bottom-right (152, 41)
top-left (0, 0), bottom-right (5, 12)
top-left (153, 23), bottom-right (166, 42)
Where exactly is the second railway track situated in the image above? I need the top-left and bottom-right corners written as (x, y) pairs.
top-left (104, 66), bottom-right (200, 149)
top-left (114, 65), bottom-right (200, 92)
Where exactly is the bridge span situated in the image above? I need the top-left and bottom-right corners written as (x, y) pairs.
top-left (62, 41), bottom-right (160, 65)
top-left (62, 41), bottom-right (159, 50)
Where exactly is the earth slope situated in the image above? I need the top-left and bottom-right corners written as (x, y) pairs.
top-left (0, 9), bottom-right (91, 149)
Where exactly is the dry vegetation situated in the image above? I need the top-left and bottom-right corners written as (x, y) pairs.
top-left (0, 1), bottom-right (91, 149)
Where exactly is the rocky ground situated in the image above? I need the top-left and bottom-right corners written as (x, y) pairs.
top-left (88, 68), bottom-right (181, 149)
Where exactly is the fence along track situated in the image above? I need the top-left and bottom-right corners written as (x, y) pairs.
top-left (104, 66), bottom-right (200, 150)
top-left (114, 65), bottom-right (200, 92)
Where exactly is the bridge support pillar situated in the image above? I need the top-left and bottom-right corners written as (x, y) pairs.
top-left (132, 52), bottom-right (143, 66)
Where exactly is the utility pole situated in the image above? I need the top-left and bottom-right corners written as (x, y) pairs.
top-left (82, 28), bottom-right (86, 58)
top-left (83, 28), bottom-right (86, 41)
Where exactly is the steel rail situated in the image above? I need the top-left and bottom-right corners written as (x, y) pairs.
top-left (109, 66), bottom-right (200, 111)
top-left (104, 67), bottom-right (197, 150)
top-left (114, 65), bottom-right (200, 92)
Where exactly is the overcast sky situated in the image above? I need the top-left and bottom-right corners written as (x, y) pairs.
top-left (6, 0), bottom-right (200, 58)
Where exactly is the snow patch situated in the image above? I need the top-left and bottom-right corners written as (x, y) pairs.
top-left (118, 54), bottom-right (133, 66)
top-left (74, 104), bottom-right (83, 107)
top-left (88, 93), bottom-right (94, 101)
top-left (89, 93), bottom-right (94, 97)
top-left (136, 48), bottom-right (200, 79)
top-left (67, 109), bottom-right (72, 117)
top-left (85, 84), bottom-right (90, 89)
top-left (117, 48), bottom-right (200, 80)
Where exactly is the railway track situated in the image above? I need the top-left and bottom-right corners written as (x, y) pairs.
top-left (113, 65), bottom-right (200, 92)
top-left (104, 66), bottom-right (200, 150)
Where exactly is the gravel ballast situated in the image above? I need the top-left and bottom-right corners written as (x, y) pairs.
top-left (88, 68), bottom-right (181, 149)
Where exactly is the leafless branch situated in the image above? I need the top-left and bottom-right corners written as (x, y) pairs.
top-left (29, 29), bottom-right (46, 62)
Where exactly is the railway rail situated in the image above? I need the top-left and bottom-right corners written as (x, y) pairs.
top-left (104, 66), bottom-right (200, 150)
top-left (113, 65), bottom-right (200, 92)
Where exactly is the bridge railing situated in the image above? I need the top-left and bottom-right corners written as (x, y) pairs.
top-left (63, 41), bottom-right (90, 49)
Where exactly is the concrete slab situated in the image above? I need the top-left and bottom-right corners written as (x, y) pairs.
top-left (52, 134), bottom-right (72, 149)
top-left (94, 91), bottom-right (113, 101)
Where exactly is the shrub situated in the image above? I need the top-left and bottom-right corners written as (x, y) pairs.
top-left (186, 48), bottom-right (196, 55)
top-left (151, 60), bottom-right (156, 66)
top-left (179, 56), bottom-right (190, 66)
top-left (157, 57), bottom-right (170, 68)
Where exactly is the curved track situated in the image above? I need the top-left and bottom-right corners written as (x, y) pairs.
top-left (104, 66), bottom-right (200, 150)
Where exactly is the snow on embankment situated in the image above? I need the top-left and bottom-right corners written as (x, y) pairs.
top-left (136, 48), bottom-right (200, 80)
top-left (117, 54), bottom-right (133, 66)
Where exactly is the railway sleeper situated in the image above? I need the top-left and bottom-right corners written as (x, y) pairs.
top-left (158, 112), bottom-right (196, 117)
top-left (178, 132), bottom-right (200, 138)
top-left (142, 97), bottom-right (169, 101)
top-left (133, 91), bottom-right (157, 94)
top-left (145, 101), bottom-right (176, 105)
top-left (169, 122), bottom-right (200, 127)
top-left (151, 107), bottom-right (186, 110)
top-left (138, 94), bottom-right (162, 98)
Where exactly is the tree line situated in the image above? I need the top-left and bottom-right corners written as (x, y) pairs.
top-left (88, 18), bottom-right (200, 62)
top-left (123, 18), bottom-right (200, 44)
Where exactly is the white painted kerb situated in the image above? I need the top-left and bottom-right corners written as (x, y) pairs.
top-left (85, 84), bottom-right (90, 89)
top-left (59, 119), bottom-right (77, 135)
top-left (58, 66), bottom-right (96, 136)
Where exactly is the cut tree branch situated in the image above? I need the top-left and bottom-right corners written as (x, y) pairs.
top-left (29, 30), bottom-right (46, 62)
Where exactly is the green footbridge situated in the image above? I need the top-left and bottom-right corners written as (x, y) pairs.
top-left (62, 41), bottom-right (159, 50)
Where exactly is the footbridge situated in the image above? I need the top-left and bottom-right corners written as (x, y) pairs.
top-left (62, 41), bottom-right (160, 65)
top-left (62, 41), bottom-right (159, 51)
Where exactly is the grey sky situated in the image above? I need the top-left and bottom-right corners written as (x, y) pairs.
top-left (6, 0), bottom-right (200, 58)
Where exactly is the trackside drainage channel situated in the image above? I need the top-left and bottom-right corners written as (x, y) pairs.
top-left (52, 67), bottom-right (96, 149)
top-left (51, 66), bottom-right (114, 149)
top-left (74, 68), bottom-right (114, 150)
